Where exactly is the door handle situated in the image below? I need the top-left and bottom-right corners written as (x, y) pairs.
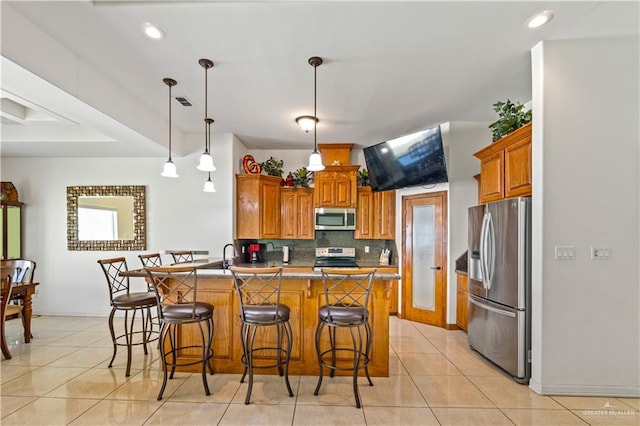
top-left (430, 266), bottom-right (442, 270)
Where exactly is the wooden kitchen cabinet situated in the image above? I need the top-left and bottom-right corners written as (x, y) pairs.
top-left (281, 187), bottom-right (314, 239)
top-left (313, 166), bottom-right (359, 208)
top-left (378, 266), bottom-right (399, 315)
top-left (474, 122), bottom-right (532, 203)
top-left (456, 273), bottom-right (468, 332)
top-left (236, 174), bottom-right (281, 239)
top-left (355, 187), bottom-right (396, 240)
top-left (1, 201), bottom-right (23, 261)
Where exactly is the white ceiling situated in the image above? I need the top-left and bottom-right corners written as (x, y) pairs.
top-left (1, 1), bottom-right (638, 158)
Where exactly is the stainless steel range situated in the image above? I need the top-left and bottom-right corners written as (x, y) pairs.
top-left (314, 247), bottom-right (358, 269)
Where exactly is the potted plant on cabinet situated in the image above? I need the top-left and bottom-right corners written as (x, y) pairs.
top-left (357, 169), bottom-right (370, 187)
top-left (488, 99), bottom-right (532, 142)
top-left (292, 167), bottom-right (312, 188)
top-left (260, 156), bottom-right (284, 178)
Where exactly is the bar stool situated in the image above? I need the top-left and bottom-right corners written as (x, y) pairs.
top-left (97, 257), bottom-right (159, 377)
top-left (138, 253), bottom-right (163, 267)
top-left (145, 266), bottom-right (215, 400)
top-left (314, 268), bottom-right (377, 408)
top-left (169, 250), bottom-right (194, 264)
top-left (229, 266), bottom-right (293, 405)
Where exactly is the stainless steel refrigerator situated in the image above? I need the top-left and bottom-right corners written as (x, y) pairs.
top-left (467, 197), bottom-right (531, 383)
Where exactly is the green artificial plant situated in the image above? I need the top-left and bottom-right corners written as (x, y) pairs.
top-left (357, 169), bottom-right (370, 187)
top-left (292, 167), bottom-right (312, 188)
top-left (260, 156), bottom-right (284, 177)
top-left (488, 100), bottom-right (532, 142)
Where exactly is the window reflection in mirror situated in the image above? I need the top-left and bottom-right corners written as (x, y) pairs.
top-left (67, 186), bottom-right (146, 251)
top-left (78, 196), bottom-right (134, 240)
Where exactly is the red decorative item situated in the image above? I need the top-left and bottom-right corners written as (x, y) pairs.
top-left (242, 155), bottom-right (261, 174)
top-left (285, 172), bottom-right (294, 187)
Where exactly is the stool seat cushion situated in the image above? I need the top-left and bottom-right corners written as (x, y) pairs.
top-left (243, 304), bottom-right (290, 323)
top-left (162, 301), bottom-right (214, 320)
top-left (319, 304), bottom-right (368, 324)
top-left (113, 291), bottom-right (157, 307)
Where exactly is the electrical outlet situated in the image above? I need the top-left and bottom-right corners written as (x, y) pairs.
top-left (554, 246), bottom-right (575, 260)
top-left (365, 246), bottom-right (370, 253)
top-left (591, 247), bottom-right (612, 260)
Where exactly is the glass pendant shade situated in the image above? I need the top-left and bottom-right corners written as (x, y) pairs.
top-left (161, 160), bottom-right (178, 178)
top-left (296, 115), bottom-right (318, 133)
top-left (203, 176), bottom-right (216, 192)
top-left (197, 152), bottom-right (215, 172)
top-left (307, 150), bottom-right (325, 171)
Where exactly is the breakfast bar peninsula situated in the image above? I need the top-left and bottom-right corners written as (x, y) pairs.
top-left (124, 260), bottom-right (399, 376)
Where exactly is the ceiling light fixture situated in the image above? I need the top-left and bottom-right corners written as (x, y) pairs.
top-left (161, 78), bottom-right (178, 178)
top-left (296, 115), bottom-right (318, 133)
top-left (203, 118), bottom-right (216, 193)
top-left (142, 22), bottom-right (165, 40)
top-left (197, 58), bottom-right (216, 172)
top-left (526, 10), bottom-right (554, 29)
top-left (306, 56), bottom-right (325, 172)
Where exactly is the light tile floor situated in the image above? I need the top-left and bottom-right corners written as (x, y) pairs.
top-left (1, 316), bottom-right (638, 425)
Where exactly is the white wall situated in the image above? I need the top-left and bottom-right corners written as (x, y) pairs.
top-left (531, 37), bottom-right (639, 396)
top-left (1, 133), bottom-right (238, 316)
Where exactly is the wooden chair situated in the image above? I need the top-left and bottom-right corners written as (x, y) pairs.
top-left (0, 260), bottom-right (34, 338)
top-left (138, 253), bottom-right (163, 268)
top-left (1, 272), bottom-right (23, 359)
top-left (168, 250), bottom-right (194, 264)
top-left (1, 259), bottom-right (36, 284)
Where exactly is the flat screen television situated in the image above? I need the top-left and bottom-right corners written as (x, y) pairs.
top-left (363, 124), bottom-right (448, 192)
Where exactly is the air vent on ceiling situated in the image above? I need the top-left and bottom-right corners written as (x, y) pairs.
top-left (174, 96), bottom-right (192, 107)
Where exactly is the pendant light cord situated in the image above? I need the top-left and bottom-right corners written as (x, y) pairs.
top-left (313, 61), bottom-right (317, 152)
top-left (168, 83), bottom-right (173, 161)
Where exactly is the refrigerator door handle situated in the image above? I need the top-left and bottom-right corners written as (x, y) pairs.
top-left (469, 296), bottom-right (516, 318)
top-left (486, 212), bottom-right (495, 289)
top-left (479, 212), bottom-right (489, 289)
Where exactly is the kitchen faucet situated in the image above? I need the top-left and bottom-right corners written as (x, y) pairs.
top-left (222, 243), bottom-right (237, 269)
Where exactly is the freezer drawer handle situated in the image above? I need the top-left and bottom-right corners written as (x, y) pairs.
top-left (469, 297), bottom-right (516, 317)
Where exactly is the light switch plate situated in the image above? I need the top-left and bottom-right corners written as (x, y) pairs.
top-left (591, 247), bottom-right (612, 260)
top-left (555, 246), bottom-right (575, 260)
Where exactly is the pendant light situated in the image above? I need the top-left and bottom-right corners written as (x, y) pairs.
top-left (296, 115), bottom-right (318, 133)
top-left (197, 58), bottom-right (216, 172)
top-left (161, 78), bottom-right (178, 178)
top-left (202, 118), bottom-right (216, 192)
top-left (306, 56), bottom-right (325, 172)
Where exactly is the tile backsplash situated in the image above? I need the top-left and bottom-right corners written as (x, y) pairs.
top-left (238, 231), bottom-right (397, 265)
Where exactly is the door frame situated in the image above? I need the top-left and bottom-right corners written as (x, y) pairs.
top-left (400, 190), bottom-right (448, 327)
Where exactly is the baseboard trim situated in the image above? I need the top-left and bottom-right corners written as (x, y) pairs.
top-left (530, 380), bottom-right (639, 397)
top-left (443, 323), bottom-right (460, 330)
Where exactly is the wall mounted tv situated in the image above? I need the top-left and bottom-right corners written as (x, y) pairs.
top-left (363, 124), bottom-right (448, 192)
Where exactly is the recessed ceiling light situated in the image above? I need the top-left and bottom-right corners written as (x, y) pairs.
top-left (142, 22), bottom-right (165, 40)
top-left (526, 10), bottom-right (554, 29)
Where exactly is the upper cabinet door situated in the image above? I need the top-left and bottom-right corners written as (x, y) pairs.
top-left (281, 187), bottom-right (314, 240)
top-left (475, 123), bottom-right (532, 204)
top-left (313, 167), bottom-right (358, 208)
top-left (236, 174), bottom-right (282, 239)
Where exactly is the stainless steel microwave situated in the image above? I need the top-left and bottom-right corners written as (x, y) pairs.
top-left (315, 208), bottom-right (356, 230)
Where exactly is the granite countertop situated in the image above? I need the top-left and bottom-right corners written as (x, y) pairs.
top-left (123, 260), bottom-right (400, 280)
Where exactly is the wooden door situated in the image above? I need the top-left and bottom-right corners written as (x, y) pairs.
top-left (402, 191), bottom-right (447, 326)
top-left (296, 188), bottom-right (314, 239)
top-left (260, 179), bottom-right (281, 238)
top-left (280, 189), bottom-right (297, 239)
